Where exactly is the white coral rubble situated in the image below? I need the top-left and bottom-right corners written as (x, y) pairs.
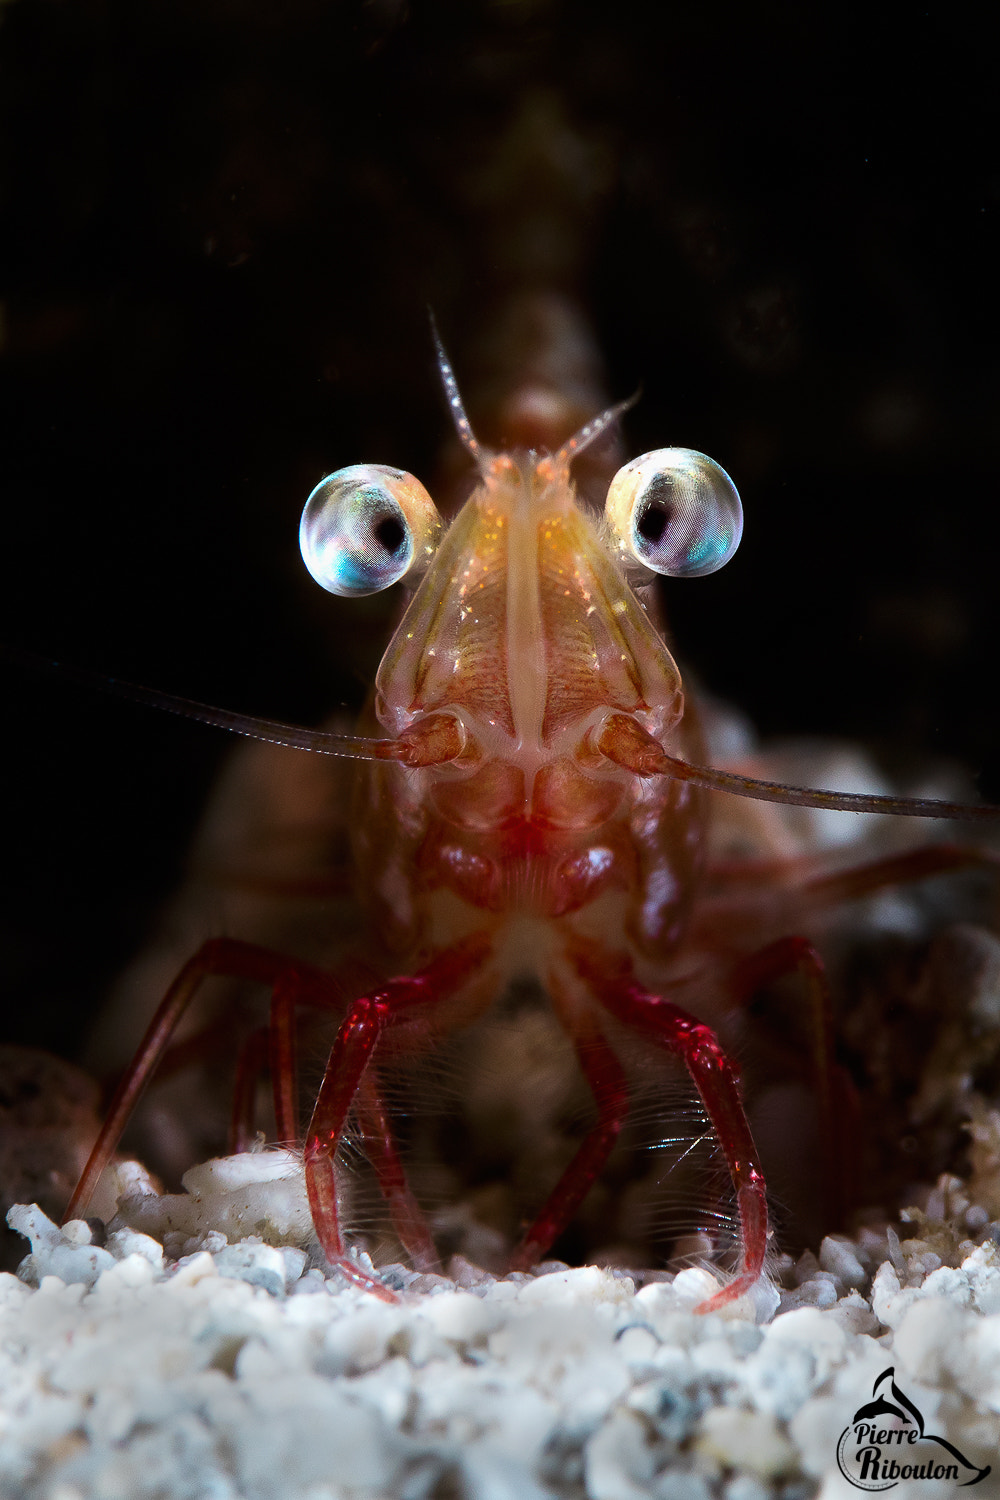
top-left (4, 1145), bottom-right (1000, 1500)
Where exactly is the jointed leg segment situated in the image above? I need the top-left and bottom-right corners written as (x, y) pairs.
top-left (65, 937), bottom-right (335, 1223)
top-left (302, 934), bottom-right (493, 1283)
top-left (509, 1019), bottom-right (629, 1272)
top-left (571, 939), bottom-right (769, 1310)
top-left (68, 927), bottom-right (768, 1310)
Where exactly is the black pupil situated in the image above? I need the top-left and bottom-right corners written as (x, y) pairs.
top-left (374, 513), bottom-right (406, 555)
top-left (637, 502), bottom-right (671, 546)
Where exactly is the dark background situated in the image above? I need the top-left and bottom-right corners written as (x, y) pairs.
top-left (1, 0), bottom-right (998, 1061)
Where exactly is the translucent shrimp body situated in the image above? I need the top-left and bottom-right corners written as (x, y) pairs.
top-left (66, 351), bottom-right (996, 1312)
top-left (358, 447), bottom-right (703, 957)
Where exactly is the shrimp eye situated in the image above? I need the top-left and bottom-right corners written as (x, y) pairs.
top-left (299, 464), bottom-right (443, 597)
top-left (605, 448), bottom-right (743, 579)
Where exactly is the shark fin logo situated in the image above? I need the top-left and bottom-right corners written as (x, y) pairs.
top-left (837, 1367), bottom-right (991, 1490)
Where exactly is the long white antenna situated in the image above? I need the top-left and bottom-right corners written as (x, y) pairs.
top-left (429, 314), bottom-right (482, 462)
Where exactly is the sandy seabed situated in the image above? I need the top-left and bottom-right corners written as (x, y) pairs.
top-left (3, 1135), bottom-right (1000, 1500)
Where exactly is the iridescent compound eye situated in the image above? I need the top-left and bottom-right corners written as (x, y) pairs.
top-left (605, 448), bottom-right (743, 579)
top-left (299, 464), bottom-right (443, 597)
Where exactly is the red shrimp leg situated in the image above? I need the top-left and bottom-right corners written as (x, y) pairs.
top-left (230, 1027), bottom-right (271, 1153)
top-left (802, 843), bottom-right (999, 909)
top-left (355, 1071), bottom-right (439, 1271)
top-left (301, 993), bottom-right (401, 1299)
top-left (508, 1021), bottom-right (629, 1272)
top-left (572, 939), bottom-right (768, 1312)
top-left (706, 844), bottom-right (997, 901)
top-left (64, 937), bottom-right (340, 1223)
top-left (226, 968), bottom-right (354, 1152)
top-left (303, 934), bottom-right (492, 1288)
top-left (268, 952), bottom-right (388, 1145)
top-left (268, 971), bottom-right (311, 1146)
top-left (731, 936), bottom-right (856, 1227)
top-left (731, 936), bottom-right (836, 1157)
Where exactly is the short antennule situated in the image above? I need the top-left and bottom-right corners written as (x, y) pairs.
top-left (552, 391), bottom-right (640, 470)
top-left (430, 317), bottom-right (482, 462)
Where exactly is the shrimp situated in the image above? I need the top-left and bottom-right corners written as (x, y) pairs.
top-left (64, 336), bottom-right (999, 1312)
